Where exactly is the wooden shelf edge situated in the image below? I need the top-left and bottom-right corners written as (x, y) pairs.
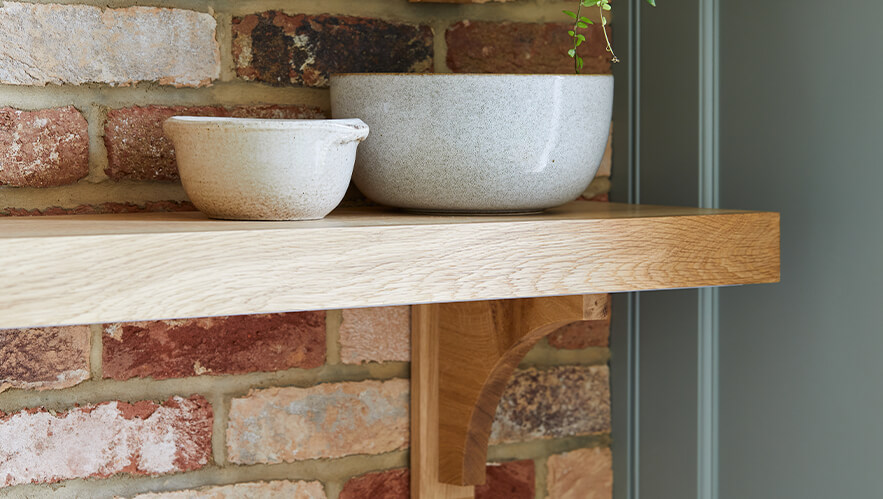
top-left (0, 203), bottom-right (779, 329)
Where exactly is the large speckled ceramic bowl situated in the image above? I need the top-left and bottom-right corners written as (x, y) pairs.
top-left (330, 74), bottom-right (612, 213)
top-left (164, 117), bottom-right (369, 220)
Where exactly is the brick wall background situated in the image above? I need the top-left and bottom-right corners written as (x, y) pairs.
top-left (0, 0), bottom-right (614, 497)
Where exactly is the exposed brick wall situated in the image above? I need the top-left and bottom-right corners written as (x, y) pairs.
top-left (232, 13), bottom-right (434, 88)
top-left (339, 306), bottom-right (411, 364)
top-left (104, 105), bottom-right (324, 181)
top-left (446, 21), bottom-right (613, 75)
top-left (0, 107), bottom-right (89, 187)
top-left (0, 1), bottom-right (614, 497)
top-left (102, 312), bottom-right (326, 380)
top-left (0, 326), bottom-right (91, 392)
top-left (0, 396), bottom-right (212, 488)
top-left (547, 447), bottom-right (613, 499)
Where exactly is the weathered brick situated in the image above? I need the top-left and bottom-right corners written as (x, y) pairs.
top-left (103, 312), bottom-right (325, 381)
top-left (130, 480), bottom-right (326, 499)
top-left (478, 460), bottom-right (535, 499)
top-left (0, 201), bottom-right (196, 217)
top-left (233, 13), bottom-right (433, 88)
top-left (0, 396), bottom-right (212, 488)
top-left (104, 105), bottom-right (324, 181)
top-left (227, 379), bottom-right (408, 464)
top-left (547, 447), bottom-right (612, 499)
top-left (548, 294), bottom-right (610, 349)
top-left (547, 320), bottom-right (610, 349)
top-left (490, 366), bottom-right (610, 444)
top-left (105, 105), bottom-right (223, 181)
top-left (338, 461), bottom-right (534, 499)
top-left (0, 326), bottom-right (90, 392)
top-left (446, 21), bottom-right (612, 74)
top-left (340, 307), bottom-right (410, 364)
top-left (339, 469), bottom-right (409, 499)
top-left (0, 107), bottom-right (88, 187)
top-left (0, 3), bottom-right (219, 87)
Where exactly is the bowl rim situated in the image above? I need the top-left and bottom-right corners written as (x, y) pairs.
top-left (164, 116), bottom-right (368, 131)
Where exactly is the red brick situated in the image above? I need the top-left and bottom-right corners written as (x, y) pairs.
top-left (0, 200), bottom-right (196, 217)
top-left (0, 396), bottom-right (212, 488)
top-left (233, 13), bottom-right (433, 88)
top-left (446, 21), bottom-right (612, 74)
top-left (548, 294), bottom-right (610, 349)
top-left (490, 366), bottom-right (610, 444)
top-left (477, 460), bottom-right (535, 499)
top-left (340, 469), bottom-right (409, 499)
top-left (103, 312), bottom-right (325, 381)
top-left (338, 461), bottom-right (534, 499)
top-left (547, 320), bottom-right (610, 349)
top-left (0, 326), bottom-right (90, 392)
top-left (104, 105), bottom-right (324, 181)
top-left (0, 106), bottom-right (88, 187)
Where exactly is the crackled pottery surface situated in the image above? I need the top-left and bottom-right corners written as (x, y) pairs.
top-left (330, 74), bottom-right (612, 213)
top-left (164, 117), bottom-right (368, 220)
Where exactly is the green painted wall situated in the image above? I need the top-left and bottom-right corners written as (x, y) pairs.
top-left (718, 2), bottom-right (883, 498)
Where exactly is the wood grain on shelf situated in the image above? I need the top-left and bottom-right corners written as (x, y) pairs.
top-left (0, 202), bottom-right (779, 329)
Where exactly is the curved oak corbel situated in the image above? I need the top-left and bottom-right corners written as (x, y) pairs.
top-left (411, 294), bottom-right (609, 498)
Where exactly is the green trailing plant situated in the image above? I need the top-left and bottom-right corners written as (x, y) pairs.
top-left (565, 0), bottom-right (656, 72)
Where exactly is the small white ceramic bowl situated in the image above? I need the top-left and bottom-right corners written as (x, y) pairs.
top-left (164, 117), bottom-right (369, 220)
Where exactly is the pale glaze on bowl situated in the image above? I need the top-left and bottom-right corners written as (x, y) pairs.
top-left (330, 74), bottom-right (613, 213)
top-left (164, 117), bottom-right (369, 220)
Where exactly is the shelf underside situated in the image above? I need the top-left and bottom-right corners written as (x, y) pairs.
top-left (0, 202), bottom-right (779, 329)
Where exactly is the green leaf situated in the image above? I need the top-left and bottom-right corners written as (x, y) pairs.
top-left (576, 21), bottom-right (589, 28)
top-left (563, 9), bottom-right (577, 18)
top-left (567, 48), bottom-right (576, 57)
top-left (581, 0), bottom-right (601, 6)
top-left (576, 56), bottom-right (584, 69)
top-left (576, 34), bottom-right (586, 41)
top-left (601, 17), bottom-right (608, 26)
top-left (602, 4), bottom-right (612, 11)
top-left (647, 0), bottom-right (657, 5)
top-left (568, 30), bottom-right (575, 36)
top-left (575, 38), bottom-right (583, 46)
top-left (579, 16), bottom-right (594, 24)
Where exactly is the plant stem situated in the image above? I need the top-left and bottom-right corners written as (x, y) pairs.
top-left (600, 3), bottom-right (619, 63)
top-left (571, 3), bottom-right (583, 74)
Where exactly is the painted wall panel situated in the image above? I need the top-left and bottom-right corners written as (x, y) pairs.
top-left (719, 2), bottom-right (883, 498)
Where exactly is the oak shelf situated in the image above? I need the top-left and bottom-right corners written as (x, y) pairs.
top-left (0, 202), bottom-right (779, 330)
top-left (0, 201), bottom-right (779, 498)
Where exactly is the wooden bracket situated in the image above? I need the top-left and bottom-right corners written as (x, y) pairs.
top-left (411, 295), bottom-right (608, 498)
